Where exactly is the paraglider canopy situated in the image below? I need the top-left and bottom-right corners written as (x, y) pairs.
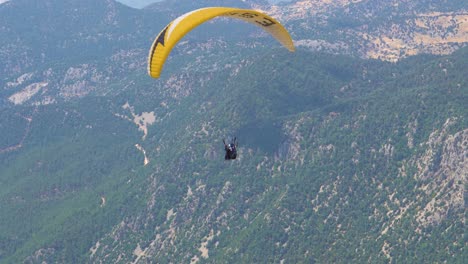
top-left (147, 7), bottom-right (295, 78)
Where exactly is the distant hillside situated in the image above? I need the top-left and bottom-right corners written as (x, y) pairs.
top-left (2, 0), bottom-right (466, 82)
top-left (0, 0), bottom-right (466, 263)
top-left (262, 0), bottom-right (468, 61)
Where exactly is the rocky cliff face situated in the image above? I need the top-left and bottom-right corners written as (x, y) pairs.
top-left (0, 0), bottom-right (466, 263)
top-left (260, 0), bottom-right (468, 61)
top-left (85, 48), bottom-right (466, 262)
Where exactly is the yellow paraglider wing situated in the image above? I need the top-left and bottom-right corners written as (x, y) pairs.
top-left (147, 7), bottom-right (295, 78)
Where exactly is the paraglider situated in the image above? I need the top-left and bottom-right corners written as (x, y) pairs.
top-left (147, 7), bottom-right (295, 78)
top-left (147, 7), bottom-right (295, 161)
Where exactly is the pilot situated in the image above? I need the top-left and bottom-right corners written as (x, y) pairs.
top-left (223, 137), bottom-right (238, 160)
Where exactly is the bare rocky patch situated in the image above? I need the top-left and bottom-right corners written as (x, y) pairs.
top-left (121, 102), bottom-right (156, 140)
top-left (8, 82), bottom-right (48, 105)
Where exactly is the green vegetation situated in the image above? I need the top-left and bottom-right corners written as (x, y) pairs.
top-left (0, 0), bottom-right (466, 262)
top-left (0, 98), bottom-right (148, 262)
top-left (3, 46), bottom-right (465, 262)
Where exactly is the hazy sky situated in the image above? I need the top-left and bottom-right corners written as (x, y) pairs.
top-left (0, 0), bottom-right (294, 8)
top-left (115, 0), bottom-right (161, 9)
top-left (115, 0), bottom-right (293, 9)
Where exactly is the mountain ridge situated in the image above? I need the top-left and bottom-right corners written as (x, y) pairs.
top-left (0, 0), bottom-right (466, 262)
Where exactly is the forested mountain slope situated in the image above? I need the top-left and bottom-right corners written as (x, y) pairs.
top-left (1, 47), bottom-right (465, 263)
top-left (85, 47), bottom-right (466, 263)
top-left (0, 0), bottom-right (466, 263)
